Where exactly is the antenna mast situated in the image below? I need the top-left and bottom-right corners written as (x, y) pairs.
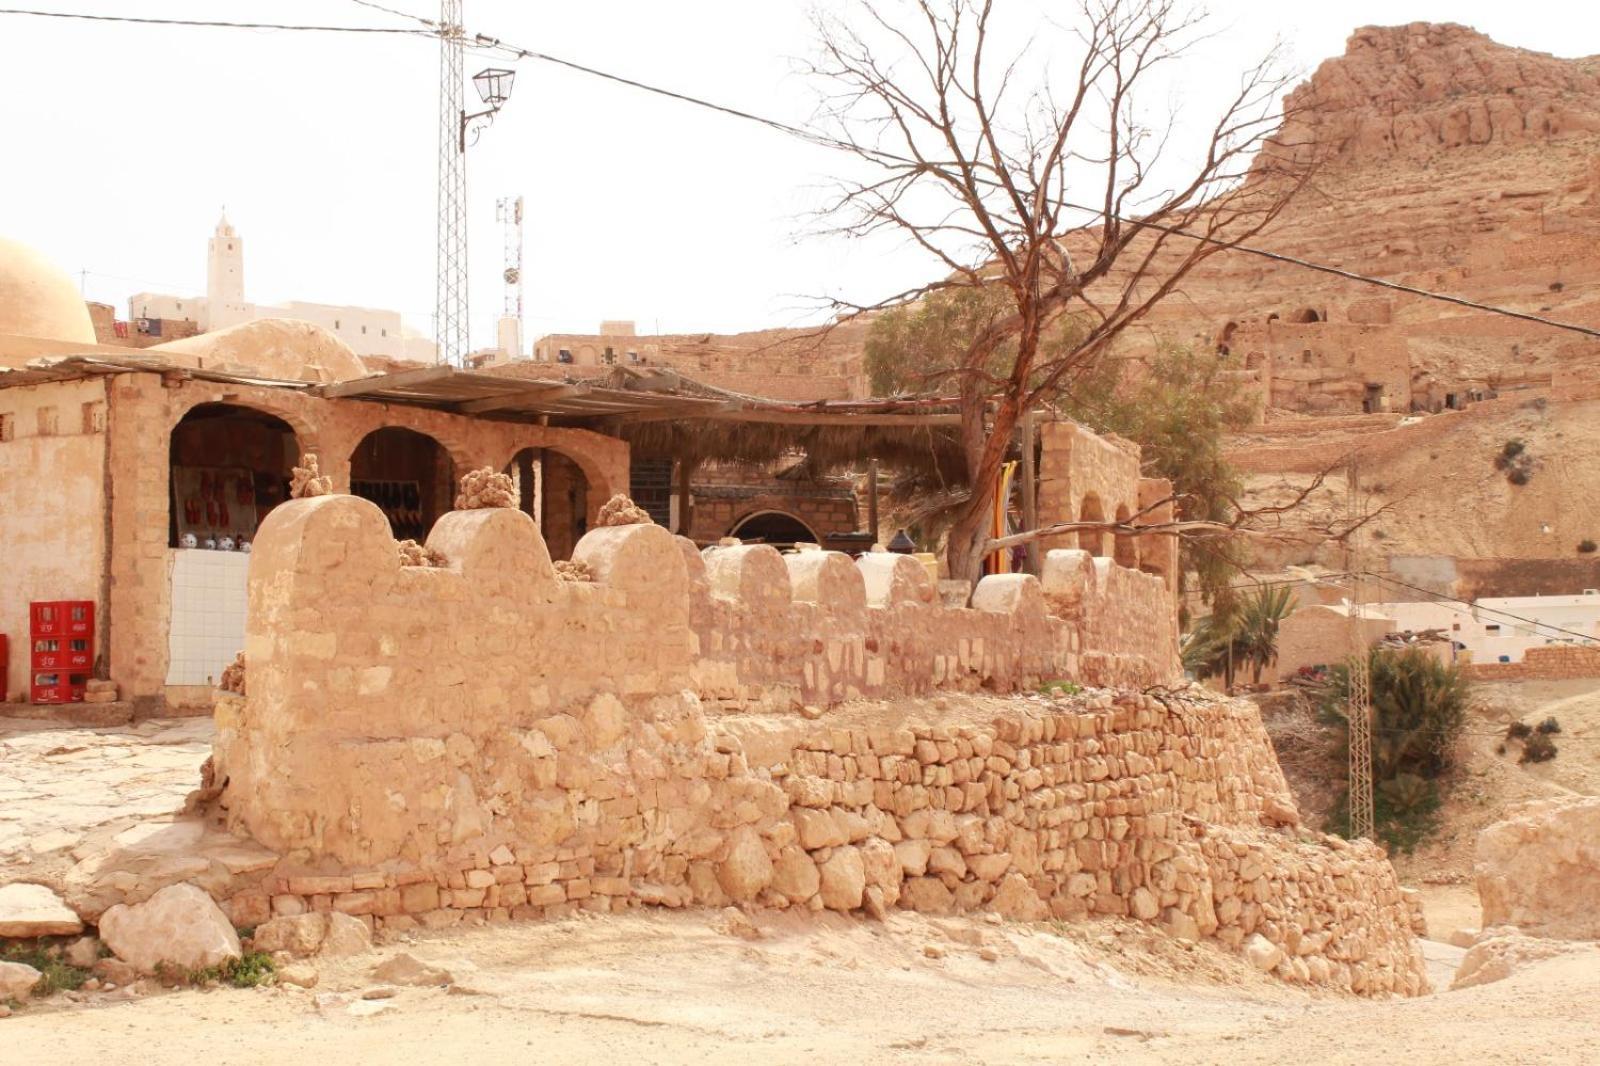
top-left (434, 0), bottom-right (467, 366)
top-left (497, 195), bottom-right (524, 359)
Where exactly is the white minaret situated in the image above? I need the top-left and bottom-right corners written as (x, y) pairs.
top-left (206, 211), bottom-right (248, 331)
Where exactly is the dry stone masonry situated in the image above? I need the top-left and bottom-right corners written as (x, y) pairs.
top-left (199, 490), bottom-right (1427, 996)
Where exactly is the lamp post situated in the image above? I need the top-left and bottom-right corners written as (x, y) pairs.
top-left (461, 67), bottom-right (515, 152)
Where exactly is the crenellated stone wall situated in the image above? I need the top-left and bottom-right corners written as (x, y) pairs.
top-left (204, 495), bottom-right (1425, 996)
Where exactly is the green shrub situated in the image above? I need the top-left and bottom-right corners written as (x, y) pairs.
top-left (0, 941), bottom-right (89, 996)
top-left (1501, 439), bottom-right (1526, 460)
top-left (1038, 680), bottom-right (1082, 697)
top-left (1328, 775), bottom-right (1442, 853)
top-left (1508, 467), bottom-right (1531, 486)
top-left (1536, 716), bottom-right (1562, 735)
top-left (1520, 732), bottom-right (1558, 764)
top-left (1506, 720), bottom-right (1533, 740)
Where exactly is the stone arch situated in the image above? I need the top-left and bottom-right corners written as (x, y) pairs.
top-left (730, 509), bottom-right (820, 549)
top-left (1216, 320), bottom-right (1238, 356)
top-left (493, 435), bottom-right (625, 561)
top-left (1077, 493), bottom-right (1106, 557)
top-left (167, 401), bottom-right (305, 548)
top-left (1113, 503), bottom-right (1139, 569)
top-left (349, 426), bottom-right (456, 541)
top-left (1290, 307), bottom-right (1323, 324)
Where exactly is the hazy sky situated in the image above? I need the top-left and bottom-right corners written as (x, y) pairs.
top-left (2, 1), bottom-right (1595, 348)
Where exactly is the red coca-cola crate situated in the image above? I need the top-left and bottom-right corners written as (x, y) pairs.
top-left (31, 601), bottom-right (94, 638)
top-left (31, 672), bottom-right (72, 704)
top-left (1, 634), bottom-right (8, 701)
top-left (31, 638), bottom-right (91, 671)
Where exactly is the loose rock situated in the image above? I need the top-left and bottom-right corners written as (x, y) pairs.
top-left (98, 883), bottom-right (241, 975)
top-left (0, 882), bottom-right (83, 938)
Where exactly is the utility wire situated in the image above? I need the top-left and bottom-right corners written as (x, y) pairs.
top-left (11, 6), bottom-right (1600, 339)
top-left (345, 0), bottom-right (434, 28)
top-left (0, 7), bottom-right (432, 34)
top-left (464, 32), bottom-right (1600, 341)
top-left (1358, 571), bottom-right (1600, 646)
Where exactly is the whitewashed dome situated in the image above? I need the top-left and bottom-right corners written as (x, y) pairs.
top-left (0, 236), bottom-right (96, 344)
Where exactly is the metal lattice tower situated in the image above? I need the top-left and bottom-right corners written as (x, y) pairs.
top-left (1345, 459), bottom-right (1375, 840)
top-left (497, 195), bottom-right (524, 321)
top-left (434, 0), bottom-right (467, 366)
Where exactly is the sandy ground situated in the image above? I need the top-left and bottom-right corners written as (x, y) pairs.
top-left (10, 909), bottom-right (1600, 1065)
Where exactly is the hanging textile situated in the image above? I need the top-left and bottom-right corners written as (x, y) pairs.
top-left (987, 461), bottom-right (1017, 575)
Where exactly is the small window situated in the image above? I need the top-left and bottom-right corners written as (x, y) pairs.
top-left (1302, 349), bottom-right (1313, 365)
top-left (603, 346), bottom-right (616, 366)
top-left (558, 348), bottom-right (573, 364)
top-left (334, 319), bottom-right (341, 330)
top-left (0, 413), bottom-right (14, 443)
top-left (1485, 624), bottom-right (1501, 633)
top-left (1451, 623), bottom-right (1460, 631)
top-left (36, 406), bottom-right (58, 436)
top-left (361, 325), bottom-right (367, 335)
top-left (227, 242), bottom-right (233, 250)
top-left (381, 328), bottom-right (387, 337)
top-left (628, 350), bottom-right (640, 363)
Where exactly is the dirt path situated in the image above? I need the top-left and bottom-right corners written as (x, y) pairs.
top-left (11, 910), bottom-right (1600, 1065)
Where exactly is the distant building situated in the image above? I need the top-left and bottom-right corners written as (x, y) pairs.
top-left (129, 214), bottom-right (437, 363)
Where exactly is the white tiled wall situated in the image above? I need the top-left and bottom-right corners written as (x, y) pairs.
top-left (167, 549), bottom-right (250, 686)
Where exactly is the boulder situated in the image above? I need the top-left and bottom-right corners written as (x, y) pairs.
top-left (98, 883), bottom-right (241, 974)
top-left (990, 873), bottom-right (1047, 922)
top-left (1451, 933), bottom-right (1595, 990)
top-left (0, 961), bottom-right (42, 1001)
top-left (0, 882), bottom-right (83, 938)
top-left (771, 846), bottom-right (821, 902)
top-left (63, 936), bottom-right (101, 970)
top-left (716, 827), bottom-right (774, 902)
top-left (320, 912), bottom-right (373, 958)
top-left (251, 914), bottom-right (327, 957)
top-left (1243, 933), bottom-right (1283, 972)
top-left (1476, 796), bottom-right (1600, 940)
top-left (818, 845), bottom-right (866, 911)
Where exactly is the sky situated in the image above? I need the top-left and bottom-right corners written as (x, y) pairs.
top-left (1, 1), bottom-right (1597, 349)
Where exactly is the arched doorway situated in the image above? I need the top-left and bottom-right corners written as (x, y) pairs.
top-left (169, 402), bottom-right (298, 548)
top-left (501, 447), bottom-right (591, 560)
top-left (730, 510), bottom-right (818, 550)
top-left (1077, 494), bottom-right (1106, 557)
top-left (350, 427), bottom-right (454, 541)
top-left (167, 402), bottom-right (300, 690)
top-left (1113, 504), bottom-right (1139, 569)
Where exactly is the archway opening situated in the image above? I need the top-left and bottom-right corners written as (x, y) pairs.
top-left (1290, 307), bottom-right (1323, 324)
top-left (540, 450), bottom-right (590, 560)
top-left (730, 510), bottom-right (819, 550)
top-left (169, 402), bottom-right (297, 549)
top-left (1077, 494), bottom-right (1106, 557)
top-left (1113, 504), bottom-right (1139, 569)
top-left (350, 427), bottom-right (454, 541)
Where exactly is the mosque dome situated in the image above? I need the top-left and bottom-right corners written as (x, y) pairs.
top-left (0, 237), bottom-right (97, 345)
top-left (152, 318), bottom-right (369, 383)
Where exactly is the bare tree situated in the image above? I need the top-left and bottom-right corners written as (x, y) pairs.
top-left (807, 0), bottom-right (1307, 580)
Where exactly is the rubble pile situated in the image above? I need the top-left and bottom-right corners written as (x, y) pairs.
top-left (288, 454), bottom-right (332, 499)
top-left (218, 652), bottom-right (246, 695)
top-left (397, 538), bottom-right (447, 568)
top-left (454, 468), bottom-right (515, 510)
top-left (596, 493), bottom-right (652, 527)
top-left (554, 559), bottom-right (594, 582)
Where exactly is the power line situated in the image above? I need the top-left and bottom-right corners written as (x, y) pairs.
top-left (0, 7), bottom-right (432, 34)
top-left (1359, 571), bottom-right (1600, 646)
top-left (345, 0), bottom-right (434, 27)
top-left (464, 32), bottom-right (1600, 341)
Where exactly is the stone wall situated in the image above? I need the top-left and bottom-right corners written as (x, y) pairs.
top-left (98, 372), bottom-right (628, 709)
top-left (1462, 644), bottom-right (1600, 681)
top-left (0, 377), bottom-right (108, 700)
top-left (203, 495), bottom-right (1424, 996)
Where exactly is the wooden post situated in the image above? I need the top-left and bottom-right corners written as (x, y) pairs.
top-left (866, 459), bottom-right (880, 545)
top-left (1020, 412), bottom-right (1040, 576)
top-left (676, 455), bottom-right (696, 537)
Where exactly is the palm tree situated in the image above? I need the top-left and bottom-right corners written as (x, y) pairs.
top-left (1182, 584), bottom-right (1294, 688)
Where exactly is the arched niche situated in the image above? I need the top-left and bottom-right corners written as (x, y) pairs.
top-left (349, 426), bottom-right (455, 541)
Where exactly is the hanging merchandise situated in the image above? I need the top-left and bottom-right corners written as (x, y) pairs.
top-left (351, 479), bottom-right (428, 541)
top-left (172, 466), bottom-right (259, 548)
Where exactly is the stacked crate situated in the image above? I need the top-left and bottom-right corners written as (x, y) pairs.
top-left (30, 601), bottom-right (93, 704)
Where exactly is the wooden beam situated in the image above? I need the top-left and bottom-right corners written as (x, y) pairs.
top-left (867, 459), bottom-right (880, 547)
top-left (317, 365), bottom-right (455, 398)
top-left (1019, 411), bottom-right (1040, 576)
top-left (456, 384), bottom-right (591, 414)
top-left (706, 409), bottom-right (963, 427)
top-left (597, 401), bottom-right (739, 425)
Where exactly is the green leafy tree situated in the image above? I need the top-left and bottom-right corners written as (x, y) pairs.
top-left (1323, 645), bottom-right (1470, 783)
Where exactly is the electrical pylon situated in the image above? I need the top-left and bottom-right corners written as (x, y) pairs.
top-left (1345, 457), bottom-right (1375, 840)
top-left (434, 0), bottom-right (467, 366)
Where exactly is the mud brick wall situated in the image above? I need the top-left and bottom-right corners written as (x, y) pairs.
top-left (1463, 644), bottom-right (1600, 680)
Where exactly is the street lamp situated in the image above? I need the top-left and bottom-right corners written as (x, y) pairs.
top-left (460, 67), bottom-right (515, 151)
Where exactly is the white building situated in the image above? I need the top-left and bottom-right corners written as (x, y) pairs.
top-left (129, 214), bottom-right (437, 363)
top-left (1368, 591), bottom-right (1600, 665)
